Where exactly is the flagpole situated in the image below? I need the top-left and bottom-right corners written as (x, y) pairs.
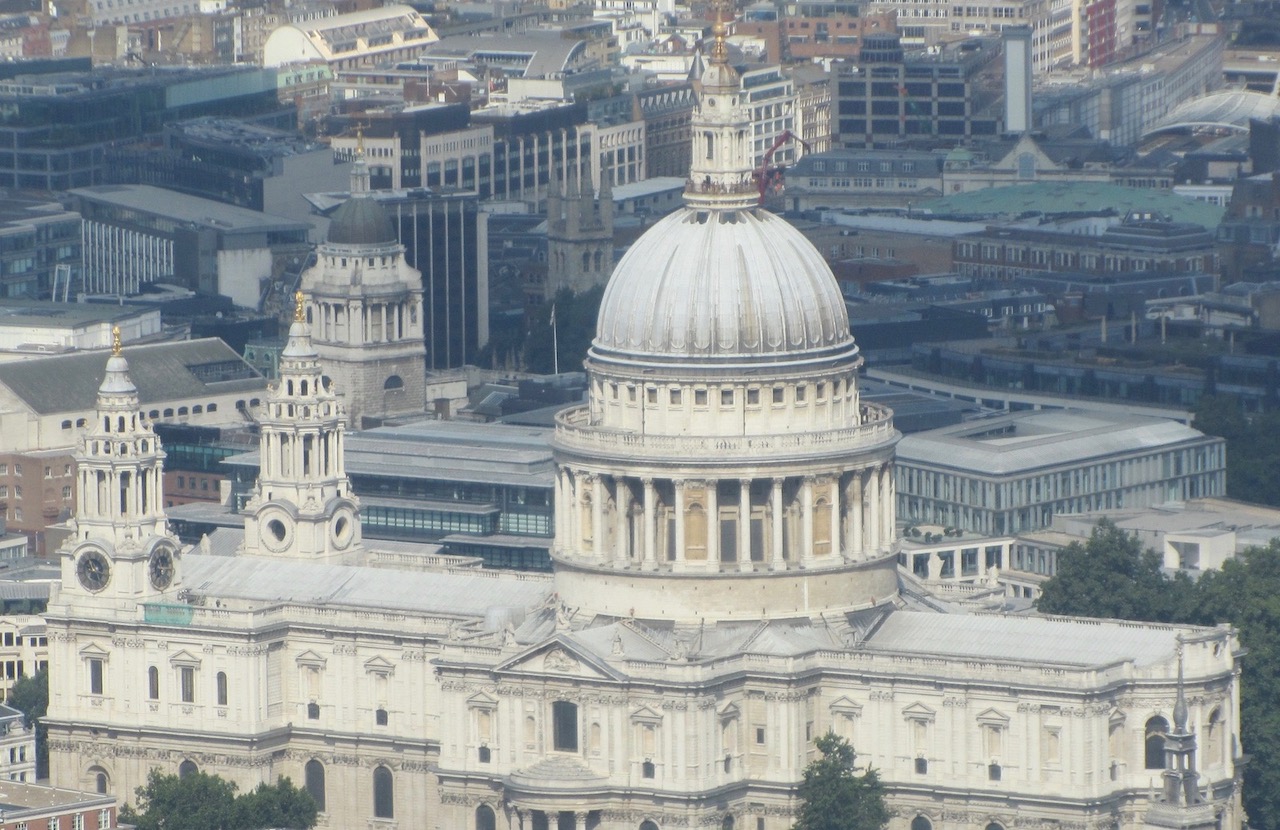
top-left (551, 304), bottom-right (560, 376)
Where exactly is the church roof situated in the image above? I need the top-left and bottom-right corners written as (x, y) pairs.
top-left (182, 553), bottom-right (551, 617)
top-left (863, 610), bottom-right (1183, 668)
top-left (326, 195), bottom-right (398, 246)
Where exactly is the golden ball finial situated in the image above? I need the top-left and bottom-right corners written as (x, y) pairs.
top-left (294, 291), bottom-right (306, 323)
top-left (111, 325), bottom-right (122, 357)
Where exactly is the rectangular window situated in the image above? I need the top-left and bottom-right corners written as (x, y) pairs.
top-left (755, 726), bottom-right (766, 744)
top-left (695, 389), bottom-right (708, 406)
top-left (180, 666), bottom-right (195, 703)
top-left (669, 389), bottom-right (682, 405)
top-left (552, 701), bottom-right (579, 752)
top-left (88, 659), bottom-right (103, 695)
top-left (721, 389), bottom-right (734, 406)
top-left (772, 387), bottom-right (784, 404)
top-left (747, 388), bottom-right (760, 405)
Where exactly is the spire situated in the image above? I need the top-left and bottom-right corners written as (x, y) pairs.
top-left (283, 291), bottom-right (318, 360)
top-left (1173, 636), bottom-right (1189, 732)
top-left (99, 326), bottom-right (136, 397)
top-left (684, 0), bottom-right (755, 212)
top-left (73, 343), bottom-right (168, 546)
top-left (350, 122), bottom-right (371, 195)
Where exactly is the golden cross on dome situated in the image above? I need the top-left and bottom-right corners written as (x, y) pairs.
top-left (294, 291), bottom-right (306, 323)
top-left (355, 122), bottom-right (366, 157)
top-left (111, 325), bottom-right (122, 356)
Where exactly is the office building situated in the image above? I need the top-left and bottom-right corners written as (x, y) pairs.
top-left (896, 409), bottom-right (1227, 534)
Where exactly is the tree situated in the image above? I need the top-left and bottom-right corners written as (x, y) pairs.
top-left (8, 668), bottom-right (48, 779)
top-left (1194, 395), bottom-right (1280, 507)
top-left (1034, 519), bottom-right (1193, 623)
top-left (792, 733), bottom-right (888, 830)
top-left (120, 770), bottom-right (317, 830)
top-left (1037, 525), bottom-right (1280, 830)
top-left (232, 778), bottom-right (318, 830)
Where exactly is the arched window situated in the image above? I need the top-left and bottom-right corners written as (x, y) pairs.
top-left (61, 420), bottom-right (72, 430)
top-left (476, 805), bottom-right (497, 830)
top-left (1145, 716), bottom-right (1169, 770)
top-left (986, 823), bottom-right (1004, 830)
top-left (305, 759), bottom-right (326, 812)
top-left (88, 766), bottom-right (109, 795)
top-left (373, 765), bottom-right (394, 818)
top-left (911, 816), bottom-right (933, 830)
top-left (192, 405), bottom-right (203, 414)
top-left (384, 375), bottom-right (404, 390)
top-left (206, 403), bottom-right (217, 413)
top-left (307, 702), bottom-right (320, 720)
top-left (178, 760), bottom-right (198, 778)
top-left (722, 818), bottom-right (735, 830)
top-left (147, 666), bottom-right (159, 700)
top-left (77, 418), bottom-right (88, 427)
top-left (177, 407), bottom-right (188, 417)
top-left (216, 672), bottom-right (228, 706)
top-left (640, 822), bottom-right (660, 830)
top-left (376, 707), bottom-right (388, 726)
top-left (1207, 707), bottom-right (1224, 763)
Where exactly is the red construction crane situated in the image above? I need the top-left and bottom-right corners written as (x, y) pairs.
top-left (755, 130), bottom-right (811, 205)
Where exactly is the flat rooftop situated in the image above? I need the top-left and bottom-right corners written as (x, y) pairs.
top-left (66, 185), bottom-right (310, 233)
top-left (224, 419), bottom-right (555, 488)
top-left (0, 781), bottom-right (113, 814)
top-left (897, 409), bottom-right (1216, 475)
top-left (0, 300), bottom-right (153, 328)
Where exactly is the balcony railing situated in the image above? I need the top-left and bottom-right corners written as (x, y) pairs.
top-left (553, 403), bottom-right (896, 461)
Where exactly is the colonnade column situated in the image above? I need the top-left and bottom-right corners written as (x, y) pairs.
top-left (674, 479), bottom-right (686, 568)
top-left (867, 468), bottom-right (880, 552)
top-left (771, 478), bottom-right (785, 569)
top-left (738, 479), bottom-right (751, 571)
top-left (880, 464), bottom-right (893, 551)
top-left (592, 475), bottom-right (604, 559)
top-left (615, 480), bottom-right (630, 563)
top-left (574, 812), bottom-right (588, 830)
top-left (830, 476), bottom-right (842, 559)
top-left (849, 472), bottom-right (862, 557)
top-left (800, 476), bottom-right (815, 567)
top-left (707, 480), bottom-right (720, 567)
top-left (642, 478), bottom-right (657, 570)
top-left (507, 807), bottom-right (523, 830)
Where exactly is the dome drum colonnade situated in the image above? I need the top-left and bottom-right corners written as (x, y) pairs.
top-left (548, 11), bottom-right (901, 619)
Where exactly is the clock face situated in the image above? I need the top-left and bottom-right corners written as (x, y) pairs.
top-left (149, 543), bottom-right (176, 590)
top-left (76, 550), bottom-right (111, 592)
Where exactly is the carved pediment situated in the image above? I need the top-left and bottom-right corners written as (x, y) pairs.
top-left (902, 702), bottom-right (936, 722)
top-left (295, 650), bottom-right (327, 670)
top-left (975, 707), bottom-right (1009, 726)
top-left (494, 638), bottom-right (624, 681)
top-left (630, 706), bottom-right (663, 725)
top-left (168, 649), bottom-right (201, 668)
top-left (363, 655), bottom-right (394, 677)
top-left (831, 696), bottom-right (863, 718)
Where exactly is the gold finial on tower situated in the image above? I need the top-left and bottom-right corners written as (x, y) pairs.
top-left (355, 122), bottom-right (365, 157)
top-left (294, 291), bottom-right (306, 323)
top-left (710, 0), bottom-right (730, 64)
top-left (111, 325), bottom-right (122, 356)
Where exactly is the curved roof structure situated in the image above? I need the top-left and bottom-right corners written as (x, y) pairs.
top-left (263, 4), bottom-right (437, 68)
top-left (593, 207), bottom-right (856, 366)
top-left (1143, 89), bottom-right (1280, 137)
top-left (326, 196), bottom-right (397, 246)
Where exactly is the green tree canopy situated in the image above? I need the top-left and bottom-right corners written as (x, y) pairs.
top-left (792, 733), bottom-right (888, 830)
top-left (120, 770), bottom-right (317, 830)
top-left (8, 668), bottom-right (48, 779)
top-left (1036, 526), bottom-right (1280, 829)
top-left (1034, 519), bottom-right (1197, 622)
top-left (1193, 394), bottom-right (1280, 507)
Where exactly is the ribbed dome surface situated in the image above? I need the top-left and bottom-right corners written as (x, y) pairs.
top-left (327, 196), bottom-right (397, 246)
top-left (594, 207), bottom-right (854, 363)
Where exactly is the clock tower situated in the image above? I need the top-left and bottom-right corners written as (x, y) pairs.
top-left (241, 292), bottom-right (362, 563)
top-left (60, 328), bottom-right (182, 602)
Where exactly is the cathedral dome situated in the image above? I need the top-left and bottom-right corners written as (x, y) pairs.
top-left (327, 195), bottom-right (397, 246)
top-left (592, 206), bottom-right (856, 365)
